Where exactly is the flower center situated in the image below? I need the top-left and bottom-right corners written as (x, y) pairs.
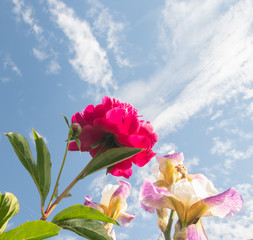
top-left (175, 164), bottom-right (188, 179)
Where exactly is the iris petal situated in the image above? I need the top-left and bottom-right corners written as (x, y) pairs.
top-left (139, 178), bottom-right (185, 223)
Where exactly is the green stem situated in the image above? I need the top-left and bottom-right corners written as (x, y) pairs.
top-left (41, 147), bottom-right (104, 220)
top-left (42, 129), bottom-right (72, 219)
top-left (163, 210), bottom-right (175, 240)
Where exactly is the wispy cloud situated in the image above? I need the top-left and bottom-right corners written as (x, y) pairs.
top-left (211, 137), bottom-right (253, 160)
top-left (48, 0), bottom-right (115, 90)
top-left (152, 0), bottom-right (253, 135)
top-left (157, 143), bottom-right (178, 155)
top-left (12, 0), bottom-right (44, 41)
top-left (12, 0), bottom-right (61, 74)
top-left (1, 77), bottom-right (11, 83)
top-left (3, 56), bottom-right (22, 76)
top-left (32, 48), bottom-right (48, 61)
top-left (117, 0), bottom-right (253, 136)
top-left (46, 59), bottom-right (61, 74)
top-left (87, 0), bottom-right (131, 68)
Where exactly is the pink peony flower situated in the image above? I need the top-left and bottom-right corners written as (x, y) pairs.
top-left (69, 96), bottom-right (158, 178)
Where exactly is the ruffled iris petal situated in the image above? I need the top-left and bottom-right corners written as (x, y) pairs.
top-left (139, 178), bottom-right (185, 223)
top-left (186, 187), bottom-right (243, 225)
top-left (202, 187), bottom-right (243, 218)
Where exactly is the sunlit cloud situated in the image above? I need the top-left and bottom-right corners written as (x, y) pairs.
top-left (152, 0), bottom-right (253, 135)
top-left (117, 0), bottom-right (253, 137)
top-left (48, 0), bottom-right (115, 90)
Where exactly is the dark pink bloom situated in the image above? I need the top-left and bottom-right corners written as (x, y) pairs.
top-left (69, 96), bottom-right (158, 178)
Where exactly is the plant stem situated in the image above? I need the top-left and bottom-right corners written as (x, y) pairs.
top-left (40, 141), bottom-right (107, 220)
top-left (163, 210), bottom-right (175, 240)
top-left (41, 153), bottom-right (100, 220)
top-left (42, 130), bottom-right (71, 219)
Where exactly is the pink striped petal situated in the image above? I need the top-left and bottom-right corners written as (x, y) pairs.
top-left (84, 195), bottom-right (104, 213)
top-left (186, 221), bottom-right (208, 240)
top-left (202, 187), bottom-right (243, 218)
top-left (117, 212), bottom-right (136, 227)
top-left (174, 220), bottom-right (207, 240)
top-left (139, 178), bottom-right (185, 222)
top-left (157, 152), bottom-right (184, 165)
top-left (187, 187), bottom-right (243, 225)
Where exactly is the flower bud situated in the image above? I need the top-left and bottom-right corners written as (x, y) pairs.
top-left (156, 208), bottom-right (169, 232)
top-left (70, 123), bottom-right (82, 138)
top-left (173, 221), bottom-right (187, 240)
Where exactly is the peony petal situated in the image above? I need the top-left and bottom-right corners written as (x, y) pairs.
top-left (138, 122), bottom-right (158, 147)
top-left (109, 160), bottom-right (133, 179)
top-left (132, 148), bottom-right (156, 167)
top-left (79, 125), bottom-right (105, 148)
top-left (117, 212), bottom-right (136, 227)
top-left (123, 114), bottom-right (140, 135)
top-left (71, 112), bottom-right (86, 127)
top-left (139, 178), bottom-right (185, 223)
top-left (82, 104), bottom-right (95, 125)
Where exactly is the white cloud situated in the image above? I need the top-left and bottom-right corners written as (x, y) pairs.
top-left (211, 137), bottom-right (253, 160)
top-left (12, 0), bottom-right (44, 40)
top-left (184, 156), bottom-right (199, 172)
top-left (117, 0), bottom-right (253, 137)
top-left (32, 48), bottom-right (48, 61)
top-left (67, 93), bottom-right (77, 102)
top-left (48, 0), bottom-right (115, 90)
top-left (47, 59), bottom-right (61, 74)
top-left (210, 110), bottom-right (223, 121)
top-left (1, 77), bottom-right (11, 83)
top-left (88, 0), bottom-right (131, 68)
top-left (3, 56), bottom-right (22, 76)
top-left (88, 174), bottom-right (110, 198)
top-left (157, 143), bottom-right (178, 155)
top-left (152, 0), bottom-right (253, 135)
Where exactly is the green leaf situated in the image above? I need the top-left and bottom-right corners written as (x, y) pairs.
top-left (5, 131), bottom-right (52, 209)
top-left (0, 221), bottom-right (61, 240)
top-left (0, 192), bottom-right (19, 234)
top-left (62, 113), bottom-right (70, 127)
top-left (83, 147), bottom-right (143, 178)
top-left (52, 205), bottom-right (118, 225)
top-left (55, 219), bottom-right (113, 240)
top-left (4, 132), bottom-right (38, 185)
top-left (33, 129), bottom-right (51, 207)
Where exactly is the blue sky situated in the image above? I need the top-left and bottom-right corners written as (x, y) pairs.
top-left (1, 0), bottom-right (253, 239)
